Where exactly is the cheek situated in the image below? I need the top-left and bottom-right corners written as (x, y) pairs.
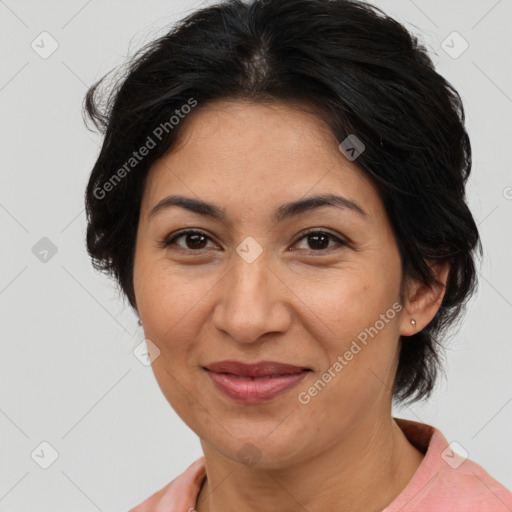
top-left (150, 358), bottom-right (208, 436)
top-left (297, 264), bottom-right (399, 346)
top-left (294, 266), bottom-right (401, 404)
top-left (135, 257), bottom-right (214, 343)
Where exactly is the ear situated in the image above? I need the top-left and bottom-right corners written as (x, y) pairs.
top-left (399, 261), bottom-right (450, 336)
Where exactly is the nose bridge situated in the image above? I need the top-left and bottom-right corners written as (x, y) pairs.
top-left (213, 249), bottom-right (289, 343)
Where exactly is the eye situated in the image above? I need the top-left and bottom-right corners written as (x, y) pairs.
top-left (160, 229), bottom-right (348, 254)
top-left (161, 230), bottom-right (217, 251)
top-left (292, 230), bottom-right (347, 253)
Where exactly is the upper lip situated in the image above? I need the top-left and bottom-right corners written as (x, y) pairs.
top-left (203, 360), bottom-right (311, 378)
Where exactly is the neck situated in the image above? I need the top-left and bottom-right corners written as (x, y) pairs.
top-left (195, 414), bottom-right (424, 512)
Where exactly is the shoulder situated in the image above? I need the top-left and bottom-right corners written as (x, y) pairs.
top-left (425, 454), bottom-right (512, 510)
top-left (388, 418), bottom-right (512, 512)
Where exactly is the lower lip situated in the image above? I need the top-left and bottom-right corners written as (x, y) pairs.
top-left (204, 369), bottom-right (309, 404)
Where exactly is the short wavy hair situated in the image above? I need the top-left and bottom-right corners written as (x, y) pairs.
top-left (83, 0), bottom-right (482, 407)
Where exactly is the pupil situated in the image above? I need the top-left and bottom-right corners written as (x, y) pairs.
top-left (309, 233), bottom-right (329, 250)
top-left (188, 233), bottom-right (207, 249)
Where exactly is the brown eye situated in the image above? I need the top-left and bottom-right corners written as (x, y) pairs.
top-left (163, 230), bottom-right (215, 251)
top-left (293, 230), bottom-right (347, 253)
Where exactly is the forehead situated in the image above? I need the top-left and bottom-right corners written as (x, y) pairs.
top-left (141, 100), bottom-right (382, 220)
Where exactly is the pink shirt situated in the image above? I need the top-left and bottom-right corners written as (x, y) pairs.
top-left (383, 418), bottom-right (512, 511)
top-left (131, 417), bottom-right (512, 511)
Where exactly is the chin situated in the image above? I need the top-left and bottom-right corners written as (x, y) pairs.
top-left (201, 428), bottom-right (312, 470)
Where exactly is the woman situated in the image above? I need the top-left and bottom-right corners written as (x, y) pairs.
top-left (83, 0), bottom-right (512, 510)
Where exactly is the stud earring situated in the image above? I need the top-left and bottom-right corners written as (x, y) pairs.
top-left (410, 319), bottom-right (416, 327)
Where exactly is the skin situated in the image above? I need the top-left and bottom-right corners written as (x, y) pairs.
top-left (131, 99), bottom-right (450, 512)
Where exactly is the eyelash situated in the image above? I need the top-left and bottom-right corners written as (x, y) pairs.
top-left (159, 229), bottom-right (348, 255)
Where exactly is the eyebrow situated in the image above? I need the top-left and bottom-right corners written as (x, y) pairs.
top-left (149, 193), bottom-right (367, 223)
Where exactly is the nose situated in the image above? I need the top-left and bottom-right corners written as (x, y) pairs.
top-left (212, 250), bottom-right (292, 344)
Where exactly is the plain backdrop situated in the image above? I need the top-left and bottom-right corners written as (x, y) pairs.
top-left (1, 0), bottom-right (511, 510)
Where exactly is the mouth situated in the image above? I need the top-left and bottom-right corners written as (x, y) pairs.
top-left (203, 360), bottom-right (311, 377)
top-left (202, 360), bottom-right (312, 403)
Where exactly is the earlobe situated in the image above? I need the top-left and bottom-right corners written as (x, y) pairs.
top-left (399, 261), bottom-right (450, 336)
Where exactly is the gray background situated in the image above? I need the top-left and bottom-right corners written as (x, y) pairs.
top-left (1, 0), bottom-right (511, 510)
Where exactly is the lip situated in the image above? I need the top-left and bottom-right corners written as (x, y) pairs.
top-left (204, 360), bottom-right (310, 377)
top-left (203, 360), bottom-right (311, 404)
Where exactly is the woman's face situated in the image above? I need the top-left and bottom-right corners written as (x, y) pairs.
top-left (133, 99), bottom-right (413, 468)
